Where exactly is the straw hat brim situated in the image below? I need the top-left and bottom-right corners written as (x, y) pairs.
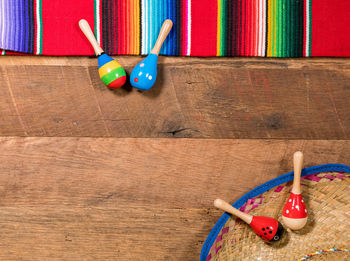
top-left (201, 164), bottom-right (350, 261)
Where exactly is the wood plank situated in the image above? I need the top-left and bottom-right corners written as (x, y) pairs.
top-left (170, 66), bottom-right (350, 139)
top-left (0, 67), bottom-right (27, 135)
top-left (0, 137), bottom-right (349, 260)
top-left (0, 57), bottom-right (349, 139)
top-left (0, 205), bottom-right (217, 261)
top-left (4, 65), bottom-right (108, 137)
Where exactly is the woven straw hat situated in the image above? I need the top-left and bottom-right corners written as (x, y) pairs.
top-left (201, 164), bottom-right (350, 261)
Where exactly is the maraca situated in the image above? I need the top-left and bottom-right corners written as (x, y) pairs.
top-left (130, 19), bottom-right (173, 91)
top-left (214, 199), bottom-right (285, 243)
top-left (79, 19), bottom-right (126, 89)
top-left (282, 151), bottom-right (308, 230)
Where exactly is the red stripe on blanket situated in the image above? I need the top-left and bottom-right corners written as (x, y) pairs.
top-left (190, 0), bottom-right (217, 56)
top-left (41, 1), bottom-right (95, 55)
top-left (311, 1), bottom-right (350, 57)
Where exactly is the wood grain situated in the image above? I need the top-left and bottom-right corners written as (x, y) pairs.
top-left (0, 57), bottom-right (349, 138)
top-left (0, 67), bottom-right (28, 136)
top-left (0, 137), bottom-right (349, 260)
top-left (0, 205), bottom-right (216, 261)
top-left (3, 65), bottom-right (108, 136)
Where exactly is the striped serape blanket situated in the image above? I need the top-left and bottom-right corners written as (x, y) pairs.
top-left (0, 0), bottom-right (349, 57)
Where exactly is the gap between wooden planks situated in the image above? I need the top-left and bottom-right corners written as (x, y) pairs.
top-left (0, 137), bottom-right (349, 260)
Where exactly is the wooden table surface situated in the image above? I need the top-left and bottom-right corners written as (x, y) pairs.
top-left (0, 56), bottom-right (349, 260)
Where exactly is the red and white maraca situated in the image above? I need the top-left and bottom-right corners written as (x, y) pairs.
top-left (214, 199), bottom-right (285, 243)
top-left (282, 151), bottom-right (308, 230)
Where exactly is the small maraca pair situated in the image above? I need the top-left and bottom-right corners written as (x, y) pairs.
top-left (214, 151), bottom-right (308, 244)
top-left (79, 19), bottom-right (173, 91)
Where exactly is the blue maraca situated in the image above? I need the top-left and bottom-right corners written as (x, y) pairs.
top-left (130, 19), bottom-right (173, 91)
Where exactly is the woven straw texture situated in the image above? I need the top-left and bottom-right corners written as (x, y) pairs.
top-left (207, 172), bottom-right (350, 261)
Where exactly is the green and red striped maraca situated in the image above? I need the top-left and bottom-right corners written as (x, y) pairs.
top-left (79, 19), bottom-right (126, 89)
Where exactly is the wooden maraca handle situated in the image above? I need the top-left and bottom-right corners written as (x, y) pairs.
top-left (151, 19), bottom-right (173, 55)
top-left (79, 19), bottom-right (104, 56)
top-left (292, 151), bottom-right (304, 194)
top-left (214, 199), bottom-right (252, 224)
